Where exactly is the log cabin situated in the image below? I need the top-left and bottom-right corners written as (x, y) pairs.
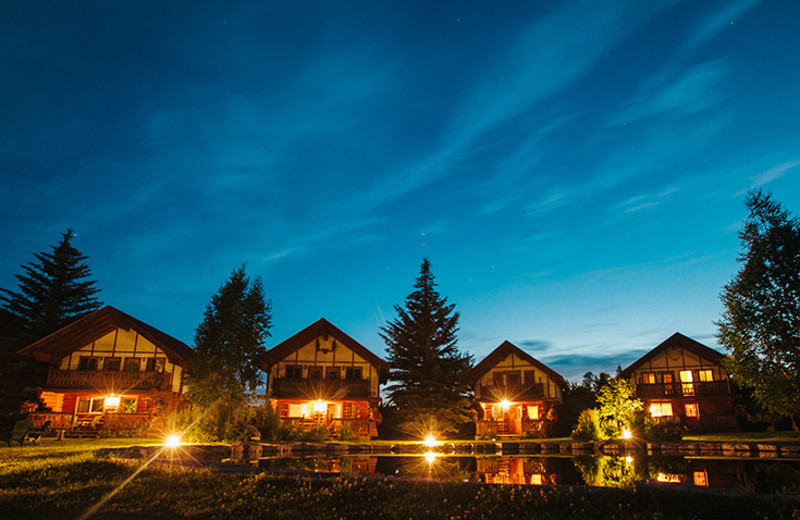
top-left (619, 332), bottom-right (737, 432)
top-left (260, 318), bottom-right (389, 439)
top-left (469, 341), bottom-right (566, 439)
top-left (17, 306), bottom-right (193, 436)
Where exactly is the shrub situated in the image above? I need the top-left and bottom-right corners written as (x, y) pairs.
top-left (572, 408), bottom-right (606, 441)
top-left (644, 418), bottom-right (684, 442)
top-left (337, 423), bottom-right (355, 441)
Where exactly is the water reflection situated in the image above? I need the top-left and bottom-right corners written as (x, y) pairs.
top-left (255, 454), bottom-right (800, 494)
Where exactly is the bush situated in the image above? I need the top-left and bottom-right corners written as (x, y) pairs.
top-left (572, 408), bottom-right (606, 441)
top-left (644, 418), bottom-right (684, 442)
top-left (252, 403), bottom-right (281, 441)
top-left (337, 423), bottom-right (355, 441)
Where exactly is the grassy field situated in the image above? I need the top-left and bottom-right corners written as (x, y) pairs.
top-left (1, 438), bottom-right (800, 520)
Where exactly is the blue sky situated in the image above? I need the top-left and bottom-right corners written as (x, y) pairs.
top-left (2, 1), bottom-right (800, 381)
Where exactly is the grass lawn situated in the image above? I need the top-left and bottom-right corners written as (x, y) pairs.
top-left (684, 431), bottom-right (800, 444)
top-left (1, 438), bottom-right (800, 519)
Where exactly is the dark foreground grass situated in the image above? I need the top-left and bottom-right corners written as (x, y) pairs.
top-left (1, 440), bottom-right (800, 520)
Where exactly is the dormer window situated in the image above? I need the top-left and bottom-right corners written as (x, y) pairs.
top-left (345, 367), bottom-right (362, 380)
top-left (285, 365), bottom-right (303, 379)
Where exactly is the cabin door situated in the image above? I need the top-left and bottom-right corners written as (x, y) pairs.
top-left (507, 405), bottom-right (522, 435)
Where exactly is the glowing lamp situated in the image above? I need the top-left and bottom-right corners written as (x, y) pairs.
top-left (424, 435), bottom-right (437, 447)
top-left (104, 396), bottom-right (120, 409)
top-left (312, 400), bottom-right (327, 413)
top-left (499, 399), bottom-right (511, 410)
top-left (424, 451), bottom-right (438, 464)
top-left (165, 435), bottom-right (182, 448)
top-left (625, 456), bottom-right (633, 464)
top-left (621, 428), bottom-right (632, 440)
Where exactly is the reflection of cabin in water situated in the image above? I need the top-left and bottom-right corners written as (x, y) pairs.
top-left (18, 306), bottom-right (193, 436)
top-left (619, 332), bottom-right (736, 432)
top-left (469, 341), bottom-right (565, 439)
top-left (259, 318), bottom-right (389, 439)
top-left (477, 457), bottom-right (561, 485)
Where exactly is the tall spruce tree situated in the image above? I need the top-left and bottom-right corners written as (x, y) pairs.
top-left (186, 265), bottom-right (272, 408)
top-left (718, 190), bottom-right (800, 429)
top-left (380, 258), bottom-right (473, 436)
top-left (0, 228), bottom-right (102, 342)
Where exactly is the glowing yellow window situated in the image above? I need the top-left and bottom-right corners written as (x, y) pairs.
top-left (649, 402), bottom-right (673, 417)
top-left (527, 405), bottom-right (539, 420)
top-left (685, 403), bottom-right (699, 418)
top-left (697, 369), bottom-right (713, 382)
top-left (693, 471), bottom-right (708, 487)
top-left (642, 372), bottom-right (656, 384)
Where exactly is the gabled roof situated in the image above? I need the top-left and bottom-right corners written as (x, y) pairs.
top-left (468, 340), bottom-right (566, 388)
top-left (619, 332), bottom-right (725, 378)
top-left (260, 318), bottom-right (389, 380)
top-left (18, 305), bottom-right (194, 366)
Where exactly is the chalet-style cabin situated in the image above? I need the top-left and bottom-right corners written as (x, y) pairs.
top-left (469, 341), bottom-right (566, 439)
top-left (619, 332), bottom-right (736, 432)
top-left (259, 318), bottom-right (389, 439)
top-left (18, 306), bottom-right (193, 435)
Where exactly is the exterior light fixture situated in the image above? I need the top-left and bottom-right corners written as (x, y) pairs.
top-left (312, 400), bottom-right (326, 413)
top-left (424, 435), bottom-right (437, 447)
top-left (499, 399), bottom-right (511, 410)
top-left (165, 435), bottom-right (181, 447)
top-left (621, 428), bottom-right (632, 440)
top-left (104, 396), bottom-right (121, 409)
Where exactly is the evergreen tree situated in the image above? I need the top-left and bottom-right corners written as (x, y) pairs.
top-left (186, 265), bottom-right (272, 408)
top-left (0, 228), bottom-right (102, 342)
top-left (380, 258), bottom-right (473, 436)
top-left (718, 190), bottom-right (800, 429)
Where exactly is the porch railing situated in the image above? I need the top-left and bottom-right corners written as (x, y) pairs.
top-left (46, 369), bottom-right (171, 391)
top-left (476, 383), bottom-right (544, 401)
top-left (271, 378), bottom-right (372, 399)
top-left (636, 380), bottom-right (729, 399)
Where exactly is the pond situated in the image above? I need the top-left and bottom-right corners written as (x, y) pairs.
top-left (252, 454), bottom-right (800, 494)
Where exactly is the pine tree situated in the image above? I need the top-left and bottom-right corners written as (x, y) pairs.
top-left (0, 228), bottom-right (102, 342)
top-left (718, 190), bottom-right (800, 429)
top-left (380, 258), bottom-right (473, 436)
top-left (186, 265), bottom-right (272, 408)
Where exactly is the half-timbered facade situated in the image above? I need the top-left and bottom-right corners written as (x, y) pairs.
top-left (619, 332), bottom-right (736, 432)
top-left (469, 341), bottom-right (565, 439)
top-left (260, 318), bottom-right (389, 439)
top-left (18, 306), bottom-right (193, 435)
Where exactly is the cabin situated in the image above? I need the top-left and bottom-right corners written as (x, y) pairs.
top-left (619, 332), bottom-right (736, 432)
top-left (17, 306), bottom-right (193, 436)
top-left (469, 341), bottom-right (566, 439)
top-left (259, 318), bottom-right (389, 439)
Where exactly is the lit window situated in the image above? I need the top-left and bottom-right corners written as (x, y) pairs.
top-left (685, 403), bottom-right (699, 418)
top-left (679, 371), bottom-right (694, 395)
top-left (527, 405), bottom-right (539, 420)
top-left (697, 370), bottom-right (713, 382)
top-left (693, 471), bottom-right (708, 487)
top-left (649, 402), bottom-right (673, 417)
top-left (530, 474), bottom-right (543, 485)
top-left (642, 372), bottom-right (657, 384)
top-left (76, 397), bottom-right (103, 413)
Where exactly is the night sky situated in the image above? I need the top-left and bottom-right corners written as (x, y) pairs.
top-left (3, 1), bottom-right (800, 381)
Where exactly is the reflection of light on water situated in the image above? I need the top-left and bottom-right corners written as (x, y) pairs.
top-left (656, 472), bottom-right (682, 483)
top-left (425, 451), bottom-right (438, 464)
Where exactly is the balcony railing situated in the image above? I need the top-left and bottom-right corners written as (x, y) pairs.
top-left (279, 417), bottom-right (374, 439)
top-left (271, 378), bottom-right (372, 399)
top-left (476, 383), bottom-right (544, 401)
top-left (46, 369), bottom-right (171, 391)
top-left (636, 380), bottom-right (729, 399)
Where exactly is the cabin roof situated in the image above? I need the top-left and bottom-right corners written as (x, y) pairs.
top-left (468, 340), bottom-right (566, 388)
top-left (618, 332), bottom-right (725, 378)
top-left (17, 305), bottom-right (194, 366)
top-left (260, 318), bottom-right (390, 380)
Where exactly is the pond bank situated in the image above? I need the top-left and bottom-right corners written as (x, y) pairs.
top-left (98, 439), bottom-right (800, 464)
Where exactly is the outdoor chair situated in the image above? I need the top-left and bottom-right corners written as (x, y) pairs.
top-left (26, 420), bottom-right (51, 445)
top-left (0, 419), bottom-right (32, 446)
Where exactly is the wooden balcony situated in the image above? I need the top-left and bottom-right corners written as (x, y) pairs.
top-left (271, 377), bottom-right (372, 399)
top-left (476, 383), bottom-right (544, 401)
top-left (636, 380), bottom-right (730, 399)
top-left (46, 369), bottom-right (171, 391)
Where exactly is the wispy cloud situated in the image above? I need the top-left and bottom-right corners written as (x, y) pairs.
top-left (749, 160), bottom-right (800, 188)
